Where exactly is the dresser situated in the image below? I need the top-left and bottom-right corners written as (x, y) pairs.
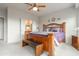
top-left (72, 35), bottom-right (79, 50)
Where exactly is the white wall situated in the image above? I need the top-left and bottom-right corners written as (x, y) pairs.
top-left (76, 7), bottom-right (79, 35)
top-left (7, 7), bottom-right (39, 43)
top-left (39, 7), bottom-right (77, 44)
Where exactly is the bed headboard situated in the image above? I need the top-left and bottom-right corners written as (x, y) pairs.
top-left (43, 22), bottom-right (65, 33)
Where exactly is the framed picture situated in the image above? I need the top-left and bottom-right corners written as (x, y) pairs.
top-left (51, 17), bottom-right (56, 22)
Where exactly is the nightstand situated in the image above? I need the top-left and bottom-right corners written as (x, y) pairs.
top-left (72, 35), bottom-right (79, 50)
top-left (25, 31), bottom-right (31, 40)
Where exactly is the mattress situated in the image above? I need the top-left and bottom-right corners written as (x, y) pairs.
top-left (30, 31), bottom-right (64, 46)
top-left (30, 32), bottom-right (53, 35)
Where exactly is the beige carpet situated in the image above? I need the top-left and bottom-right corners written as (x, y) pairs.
top-left (0, 42), bottom-right (79, 56)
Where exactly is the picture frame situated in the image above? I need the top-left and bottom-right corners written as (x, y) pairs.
top-left (51, 17), bottom-right (56, 22)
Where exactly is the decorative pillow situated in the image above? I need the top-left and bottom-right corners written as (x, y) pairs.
top-left (52, 28), bottom-right (60, 32)
top-left (46, 27), bottom-right (62, 32)
top-left (52, 30), bottom-right (57, 32)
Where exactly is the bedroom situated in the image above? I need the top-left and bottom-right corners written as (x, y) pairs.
top-left (0, 3), bottom-right (79, 56)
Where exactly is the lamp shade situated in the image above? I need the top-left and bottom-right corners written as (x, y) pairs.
top-left (25, 19), bottom-right (32, 31)
top-left (25, 20), bottom-right (32, 25)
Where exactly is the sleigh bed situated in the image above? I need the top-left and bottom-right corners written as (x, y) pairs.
top-left (22, 22), bottom-right (65, 56)
top-left (29, 22), bottom-right (65, 55)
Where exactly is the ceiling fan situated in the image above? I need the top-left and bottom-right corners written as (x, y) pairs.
top-left (25, 3), bottom-right (46, 12)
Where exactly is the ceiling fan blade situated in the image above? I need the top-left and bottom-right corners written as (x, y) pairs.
top-left (25, 3), bottom-right (46, 12)
top-left (28, 7), bottom-right (33, 10)
top-left (33, 3), bottom-right (37, 7)
top-left (38, 5), bottom-right (46, 7)
top-left (25, 3), bottom-right (32, 6)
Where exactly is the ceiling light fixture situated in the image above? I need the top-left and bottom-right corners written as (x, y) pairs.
top-left (32, 7), bottom-right (38, 11)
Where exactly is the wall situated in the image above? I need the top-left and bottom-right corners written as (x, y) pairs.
top-left (39, 7), bottom-right (77, 44)
top-left (76, 7), bottom-right (79, 35)
top-left (7, 7), bottom-right (39, 43)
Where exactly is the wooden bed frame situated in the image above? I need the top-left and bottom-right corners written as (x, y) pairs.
top-left (43, 22), bottom-right (66, 43)
top-left (30, 33), bottom-right (54, 56)
top-left (22, 22), bottom-right (65, 56)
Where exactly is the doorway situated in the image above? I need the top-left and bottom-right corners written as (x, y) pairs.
top-left (0, 17), bottom-right (4, 43)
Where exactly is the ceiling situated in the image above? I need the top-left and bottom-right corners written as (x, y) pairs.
top-left (0, 3), bottom-right (75, 16)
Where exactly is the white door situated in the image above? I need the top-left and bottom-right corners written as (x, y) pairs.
top-left (0, 18), bottom-right (4, 40)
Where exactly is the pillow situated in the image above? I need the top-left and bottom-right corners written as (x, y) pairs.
top-left (46, 28), bottom-right (62, 32)
top-left (52, 28), bottom-right (60, 32)
top-left (52, 30), bottom-right (57, 32)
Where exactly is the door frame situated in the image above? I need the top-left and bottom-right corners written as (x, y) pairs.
top-left (0, 17), bottom-right (4, 41)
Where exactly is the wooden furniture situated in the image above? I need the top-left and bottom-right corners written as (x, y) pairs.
top-left (43, 22), bottom-right (66, 43)
top-left (22, 39), bottom-right (43, 56)
top-left (72, 35), bottom-right (79, 50)
top-left (29, 33), bottom-right (54, 56)
top-left (24, 31), bottom-right (31, 40)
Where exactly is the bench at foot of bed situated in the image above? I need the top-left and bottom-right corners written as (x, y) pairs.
top-left (22, 39), bottom-right (43, 56)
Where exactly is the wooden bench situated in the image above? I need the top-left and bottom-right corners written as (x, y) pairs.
top-left (22, 39), bottom-right (43, 56)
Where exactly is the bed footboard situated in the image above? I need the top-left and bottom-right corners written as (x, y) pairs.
top-left (30, 33), bottom-right (54, 56)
